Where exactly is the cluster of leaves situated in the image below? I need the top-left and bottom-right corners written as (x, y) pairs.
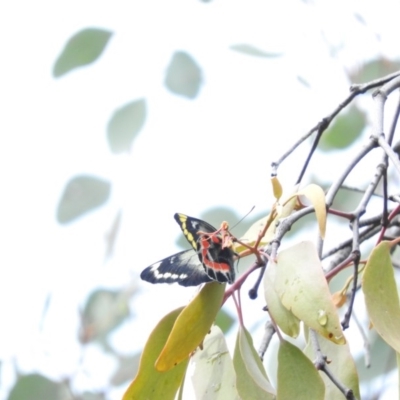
top-left (10, 15), bottom-right (400, 400)
top-left (123, 69), bottom-right (400, 400)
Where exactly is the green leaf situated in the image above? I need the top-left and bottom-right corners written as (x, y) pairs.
top-left (56, 175), bottom-right (111, 224)
top-left (304, 331), bottom-right (360, 400)
top-left (122, 307), bottom-right (188, 400)
top-left (107, 98), bottom-right (147, 154)
top-left (155, 282), bottom-right (225, 371)
top-left (230, 44), bottom-right (283, 58)
top-left (79, 288), bottom-right (132, 344)
top-left (233, 326), bottom-right (275, 399)
top-left (192, 325), bottom-right (240, 399)
top-left (349, 58), bottom-right (400, 84)
top-left (165, 51), bottom-right (202, 99)
top-left (53, 28), bottom-right (112, 77)
top-left (8, 374), bottom-right (69, 400)
top-left (277, 340), bottom-right (325, 400)
top-left (273, 241), bottom-right (345, 344)
top-left (215, 309), bottom-right (235, 334)
top-left (362, 241), bottom-right (400, 353)
top-left (320, 106), bottom-right (366, 150)
top-left (264, 260), bottom-right (300, 337)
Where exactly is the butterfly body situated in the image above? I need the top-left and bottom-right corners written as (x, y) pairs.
top-left (140, 213), bottom-right (235, 286)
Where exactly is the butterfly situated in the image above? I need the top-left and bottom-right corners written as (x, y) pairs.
top-left (140, 213), bottom-right (235, 286)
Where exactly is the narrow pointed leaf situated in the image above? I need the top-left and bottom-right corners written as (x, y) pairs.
top-left (155, 282), bottom-right (225, 371)
top-left (362, 241), bottom-right (400, 353)
top-left (230, 44), bottom-right (283, 58)
top-left (274, 241), bottom-right (345, 344)
top-left (53, 28), bottom-right (112, 77)
top-left (122, 307), bottom-right (188, 400)
top-left (277, 340), bottom-right (325, 400)
top-left (107, 99), bottom-right (147, 153)
top-left (192, 326), bottom-right (240, 399)
top-left (56, 175), bottom-right (111, 224)
top-left (165, 51), bottom-right (202, 99)
top-left (233, 326), bottom-right (276, 399)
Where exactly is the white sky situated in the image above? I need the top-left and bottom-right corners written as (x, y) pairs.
top-left (1, 0), bottom-right (400, 399)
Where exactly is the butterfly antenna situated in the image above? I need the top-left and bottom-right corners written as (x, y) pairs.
top-left (230, 205), bottom-right (255, 231)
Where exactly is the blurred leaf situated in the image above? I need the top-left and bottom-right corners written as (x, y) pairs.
top-left (320, 106), bottom-right (366, 150)
top-left (277, 340), bottom-right (325, 400)
top-left (57, 175), bottom-right (111, 224)
top-left (79, 287), bottom-right (136, 344)
top-left (122, 307), bottom-right (188, 400)
top-left (355, 332), bottom-right (396, 384)
top-left (362, 241), bottom-right (400, 353)
top-left (53, 28), bottom-right (112, 77)
top-left (297, 75), bottom-right (311, 88)
top-left (107, 99), bottom-right (147, 154)
top-left (111, 353), bottom-right (141, 386)
top-left (192, 325), bottom-right (240, 399)
top-left (7, 374), bottom-right (69, 400)
top-left (233, 326), bottom-right (275, 399)
top-left (81, 393), bottom-right (106, 400)
top-left (349, 58), bottom-right (400, 84)
top-left (155, 282), bottom-right (225, 371)
top-left (304, 331), bottom-right (360, 400)
top-left (104, 210), bottom-right (122, 259)
top-left (165, 51), bottom-right (202, 99)
top-left (273, 241), bottom-right (345, 344)
top-left (230, 44), bottom-right (283, 58)
top-left (215, 309), bottom-right (235, 334)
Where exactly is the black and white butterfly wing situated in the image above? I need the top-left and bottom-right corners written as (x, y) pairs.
top-left (140, 249), bottom-right (213, 287)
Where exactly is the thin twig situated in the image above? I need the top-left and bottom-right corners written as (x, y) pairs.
top-left (310, 330), bottom-right (355, 400)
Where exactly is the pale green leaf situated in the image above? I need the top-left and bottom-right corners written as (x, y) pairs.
top-left (233, 326), bottom-right (275, 399)
top-left (264, 261), bottom-right (300, 337)
top-left (274, 241), bottom-right (345, 344)
top-left (192, 326), bottom-right (240, 400)
top-left (230, 44), bottom-right (283, 58)
top-left (155, 282), bottom-right (225, 371)
top-left (165, 51), bottom-right (202, 99)
top-left (8, 374), bottom-right (69, 400)
top-left (122, 307), bottom-right (188, 400)
top-left (277, 340), bottom-right (325, 400)
top-left (362, 241), bottom-right (400, 353)
top-left (79, 288), bottom-right (131, 344)
top-left (320, 106), bottom-right (366, 150)
top-left (56, 175), bottom-right (111, 224)
top-left (107, 99), bottom-right (147, 154)
top-left (53, 28), bottom-right (112, 77)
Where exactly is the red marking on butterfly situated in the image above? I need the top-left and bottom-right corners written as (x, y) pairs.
top-left (140, 213), bottom-right (235, 286)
